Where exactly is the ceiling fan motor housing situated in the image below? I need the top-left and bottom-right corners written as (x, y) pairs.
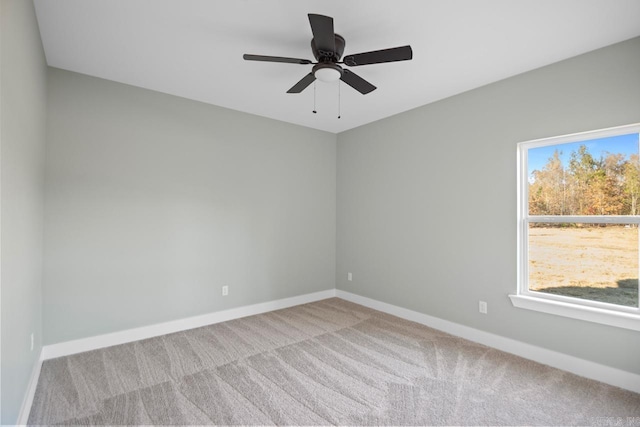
top-left (311, 34), bottom-right (345, 62)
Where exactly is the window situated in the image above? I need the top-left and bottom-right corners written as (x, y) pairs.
top-left (511, 124), bottom-right (640, 331)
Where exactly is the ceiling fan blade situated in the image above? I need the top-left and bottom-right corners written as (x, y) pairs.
top-left (343, 45), bottom-right (413, 66)
top-left (287, 73), bottom-right (316, 93)
top-left (308, 14), bottom-right (335, 53)
top-left (243, 54), bottom-right (313, 65)
top-left (340, 69), bottom-right (376, 94)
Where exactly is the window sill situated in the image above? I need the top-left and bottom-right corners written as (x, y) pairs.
top-left (509, 295), bottom-right (640, 331)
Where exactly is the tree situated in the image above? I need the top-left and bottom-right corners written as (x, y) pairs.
top-left (567, 145), bottom-right (597, 215)
top-left (624, 154), bottom-right (640, 216)
top-left (529, 150), bottom-right (566, 215)
top-left (529, 145), bottom-right (634, 218)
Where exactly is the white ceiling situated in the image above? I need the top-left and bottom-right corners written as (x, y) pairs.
top-left (34, 0), bottom-right (640, 134)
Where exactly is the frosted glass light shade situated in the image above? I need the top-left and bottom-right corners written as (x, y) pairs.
top-left (314, 67), bottom-right (341, 82)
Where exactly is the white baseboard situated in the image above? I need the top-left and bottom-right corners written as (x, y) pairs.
top-left (41, 289), bottom-right (336, 360)
top-left (336, 290), bottom-right (640, 394)
top-left (16, 349), bottom-right (43, 426)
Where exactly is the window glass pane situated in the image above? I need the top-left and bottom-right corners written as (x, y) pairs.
top-left (528, 223), bottom-right (638, 307)
top-left (528, 133), bottom-right (640, 216)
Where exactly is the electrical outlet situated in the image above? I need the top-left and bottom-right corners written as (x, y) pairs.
top-left (479, 301), bottom-right (488, 314)
top-left (31, 333), bottom-right (34, 351)
top-left (347, 272), bottom-right (353, 281)
top-left (222, 285), bottom-right (229, 296)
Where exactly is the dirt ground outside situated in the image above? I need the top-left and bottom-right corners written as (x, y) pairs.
top-left (528, 226), bottom-right (639, 307)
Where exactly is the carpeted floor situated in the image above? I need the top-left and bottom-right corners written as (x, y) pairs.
top-left (28, 298), bottom-right (640, 425)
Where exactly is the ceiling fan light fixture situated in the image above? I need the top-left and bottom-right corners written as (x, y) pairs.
top-left (313, 63), bottom-right (342, 82)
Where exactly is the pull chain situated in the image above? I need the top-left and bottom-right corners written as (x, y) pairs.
top-left (337, 80), bottom-right (341, 119)
top-left (312, 81), bottom-right (317, 114)
top-left (311, 81), bottom-right (342, 119)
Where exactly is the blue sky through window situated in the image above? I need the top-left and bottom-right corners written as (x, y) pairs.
top-left (528, 133), bottom-right (640, 179)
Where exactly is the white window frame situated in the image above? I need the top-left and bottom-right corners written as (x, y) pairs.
top-left (510, 123), bottom-right (640, 331)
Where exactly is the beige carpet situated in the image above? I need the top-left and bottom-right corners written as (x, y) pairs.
top-left (28, 298), bottom-right (640, 425)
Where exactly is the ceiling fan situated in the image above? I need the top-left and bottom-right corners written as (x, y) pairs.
top-left (243, 14), bottom-right (413, 95)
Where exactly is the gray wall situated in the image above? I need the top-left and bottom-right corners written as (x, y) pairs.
top-left (1, 0), bottom-right (47, 423)
top-left (337, 37), bottom-right (640, 374)
top-left (43, 69), bottom-right (336, 344)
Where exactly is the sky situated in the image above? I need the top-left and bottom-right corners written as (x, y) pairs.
top-left (527, 132), bottom-right (640, 178)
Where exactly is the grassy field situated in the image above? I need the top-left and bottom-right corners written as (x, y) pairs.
top-left (528, 226), bottom-right (639, 307)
